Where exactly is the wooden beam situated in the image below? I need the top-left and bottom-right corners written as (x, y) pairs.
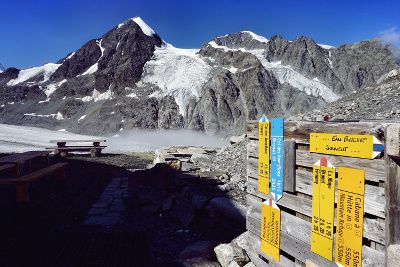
top-left (385, 124), bottom-right (400, 265)
top-left (284, 140), bottom-right (296, 193)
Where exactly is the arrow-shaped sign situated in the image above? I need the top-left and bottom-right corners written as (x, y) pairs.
top-left (258, 115), bottom-right (270, 195)
top-left (311, 157), bottom-right (336, 260)
top-left (270, 118), bottom-right (284, 201)
top-left (310, 133), bottom-right (384, 159)
top-left (261, 197), bottom-right (281, 262)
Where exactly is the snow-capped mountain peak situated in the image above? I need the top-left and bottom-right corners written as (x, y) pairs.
top-left (118, 17), bottom-right (156, 36)
top-left (241, 31), bottom-right (269, 43)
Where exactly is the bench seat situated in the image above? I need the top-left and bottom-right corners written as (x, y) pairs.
top-left (0, 164), bottom-right (15, 175)
top-left (0, 162), bottom-right (68, 202)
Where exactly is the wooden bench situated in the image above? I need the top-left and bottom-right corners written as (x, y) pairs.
top-left (0, 162), bottom-right (68, 203)
top-left (49, 139), bottom-right (107, 157)
top-left (0, 164), bottom-right (16, 176)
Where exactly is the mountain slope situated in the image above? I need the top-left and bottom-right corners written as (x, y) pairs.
top-left (291, 69), bottom-right (400, 121)
top-left (0, 18), bottom-right (398, 136)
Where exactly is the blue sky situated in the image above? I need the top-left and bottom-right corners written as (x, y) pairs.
top-left (1, 0), bottom-right (399, 69)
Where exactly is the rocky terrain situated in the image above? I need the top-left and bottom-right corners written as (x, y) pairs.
top-left (291, 68), bottom-right (400, 121)
top-left (1, 17), bottom-right (399, 136)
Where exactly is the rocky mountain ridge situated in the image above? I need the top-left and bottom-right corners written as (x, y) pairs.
top-left (0, 17), bottom-right (398, 136)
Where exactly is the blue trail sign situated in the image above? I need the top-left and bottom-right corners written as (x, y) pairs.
top-left (270, 118), bottom-right (284, 201)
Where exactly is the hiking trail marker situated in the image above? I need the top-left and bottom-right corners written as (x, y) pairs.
top-left (261, 197), bottom-right (281, 262)
top-left (310, 133), bottom-right (384, 159)
top-left (270, 118), bottom-right (284, 201)
top-left (311, 157), bottom-right (335, 261)
top-left (258, 115), bottom-right (270, 195)
top-left (335, 167), bottom-right (365, 267)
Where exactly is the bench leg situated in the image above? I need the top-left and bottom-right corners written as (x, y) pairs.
top-left (15, 183), bottom-right (30, 203)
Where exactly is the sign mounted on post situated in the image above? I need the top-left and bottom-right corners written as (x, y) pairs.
top-left (261, 198), bottom-right (281, 262)
top-left (311, 157), bottom-right (335, 261)
top-left (270, 118), bottom-right (284, 201)
top-left (309, 133), bottom-right (384, 159)
top-left (258, 115), bottom-right (270, 195)
top-left (335, 167), bottom-right (365, 267)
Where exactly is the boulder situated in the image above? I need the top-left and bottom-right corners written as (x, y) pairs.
top-left (180, 257), bottom-right (222, 267)
top-left (179, 241), bottom-right (218, 260)
top-left (169, 198), bottom-right (196, 226)
top-left (191, 194), bottom-right (209, 209)
top-left (206, 197), bottom-right (247, 225)
top-left (191, 153), bottom-right (212, 165)
top-left (229, 134), bottom-right (246, 144)
top-left (214, 243), bottom-right (249, 267)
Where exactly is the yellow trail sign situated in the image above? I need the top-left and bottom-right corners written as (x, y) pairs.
top-left (335, 167), bottom-right (365, 267)
top-left (311, 157), bottom-right (335, 261)
top-left (310, 133), bottom-right (384, 159)
top-left (258, 115), bottom-right (270, 195)
top-left (261, 198), bottom-right (280, 262)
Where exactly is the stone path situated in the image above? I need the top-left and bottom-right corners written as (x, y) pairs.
top-left (84, 177), bottom-right (128, 227)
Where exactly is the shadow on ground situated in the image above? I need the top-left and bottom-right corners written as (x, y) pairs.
top-left (0, 153), bottom-right (245, 267)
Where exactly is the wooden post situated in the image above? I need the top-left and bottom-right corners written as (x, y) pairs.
top-left (284, 140), bottom-right (296, 193)
top-left (385, 124), bottom-right (400, 266)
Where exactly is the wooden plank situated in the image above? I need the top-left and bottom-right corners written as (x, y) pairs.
top-left (0, 163), bottom-right (68, 184)
top-left (295, 170), bottom-right (386, 219)
top-left (247, 121), bottom-right (386, 143)
top-left (284, 140), bottom-right (296, 193)
top-left (246, 189), bottom-right (385, 244)
top-left (246, 231), bottom-right (297, 267)
top-left (247, 166), bottom-right (385, 219)
top-left (0, 163), bottom-right (15, 173)
top-left (385, 124), bottom-right (400, 264)
top-left (247, 211), bottom-right (385, 266)
top-left (296, 150), bottom-right (385, 183)
top-left (49, 139), bottom-right (106, 143)
top-left (248, 139), bottom-right (385, 183)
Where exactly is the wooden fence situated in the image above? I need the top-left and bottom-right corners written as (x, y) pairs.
top-left (245, 121), bottom-right (400, 266)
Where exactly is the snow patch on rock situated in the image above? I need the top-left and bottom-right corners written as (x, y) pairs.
top-left (242, 31), bottom-right (269, 43)
top-left (45, 79), bottom-right (67, 96)
top-left (7, 63), bottom-right (61, 86)
top-left (79, 39), bottom-right (104, 76)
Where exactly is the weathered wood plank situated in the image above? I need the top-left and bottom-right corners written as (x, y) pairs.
top-left (247, 139), bottom-right (385, 183)
top-left (246, 190), bottom-right (385, 244)
top-left (284, 140), bottom-right (296, 193)
top-left (247, 121), bottom-right (386, 143)
top-left (385, 124), bottom-right (400, 264)
top-left (247, 174), bottom-right (385, 219)
top-left (295, 169), bottom-right (386, 219)
top-left (296, 150), bottom-right (385, 183)
top-left (245, 231), bottom-right (297, 267)
top-left (247, 211), bottom-right (385, 266)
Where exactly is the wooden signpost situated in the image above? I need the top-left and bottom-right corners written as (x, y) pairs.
top-left (311, 157), bottom-right (336, 261)
top-left (261, 197), bottom-right (281, 262)
top-left (335, 167), bottom-right (365, 267)
top-left (310, 133), bottom-right (384, 159)
top-left (270, 118), bottom-right (284, 201)
top-left (258, 115), bottom-right (270, 195)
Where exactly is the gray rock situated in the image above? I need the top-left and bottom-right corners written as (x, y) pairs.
top-left (207, 197), bottom-right (247, 225)
top-left (214, 243), bottom-right (249, 267)
top-left (191, 194), bottom-right (209, 209)
top-left (169, 199), bottom-right (196, 226)
top-left (191, 153), bottom-right (212, 165)
top-left (388, 244), bottom-right (400, 267)
top-left (180, 257), bottom-right (222, 267)
top-left (179, 241), bottom-right (218, 260)
top-left (230, 134), bottom-right (245, 144)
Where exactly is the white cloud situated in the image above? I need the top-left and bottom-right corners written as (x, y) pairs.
top-left (379, 27), bottom-right (400, 47)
